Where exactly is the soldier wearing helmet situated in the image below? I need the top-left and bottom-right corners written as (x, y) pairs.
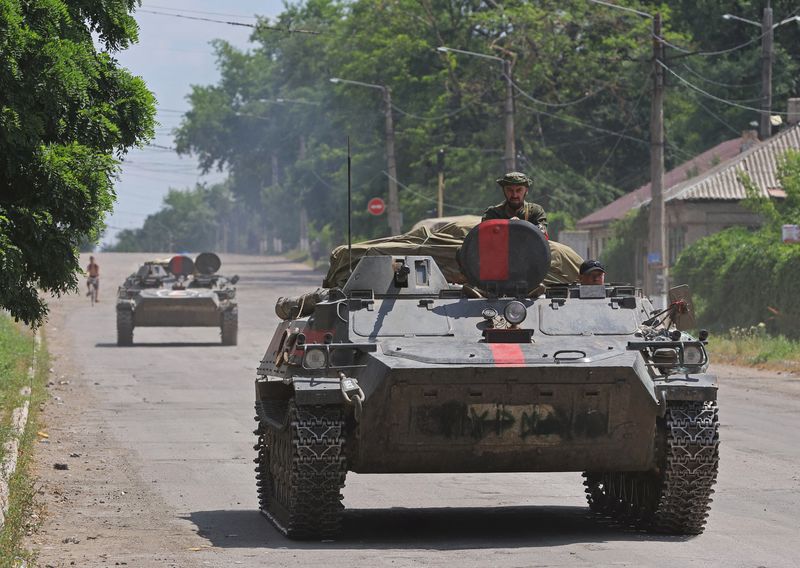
top-left (481, 171), bottom-right (548, 235)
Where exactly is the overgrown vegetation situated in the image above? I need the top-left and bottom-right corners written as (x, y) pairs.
top-left (113, 0), bottom-right (800, 253)
top-left (601, 208), bottom-right (648, 285)
top-left (0, 315), bottom-right (48, 566)
top-left (0, 0), bottom-right (156, 325)
top-left (709, 325), bottom-right (800, 371)
top-left (673, 150), bottom-right (800, 338)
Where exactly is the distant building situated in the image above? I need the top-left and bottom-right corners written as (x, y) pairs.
top-left (576, 122), bottom-right (800, 286)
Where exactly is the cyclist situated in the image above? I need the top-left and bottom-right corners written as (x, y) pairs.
top-left (86, 255), bottom-right (100, 302)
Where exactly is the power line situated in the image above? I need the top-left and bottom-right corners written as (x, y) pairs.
top-left (146, 5), bottom-right (257, 20)
top-left (654, 29), bottom-right (767, 58)
top-left (692, 98), bottom-right (742, 136)
top-left (146, 143), bottom-right (177, 151)
top-left (659, 60), bottom-right (791, 115)
top-left (508, 76), bottom-right (611, 108)
top-left (590, 72), bottom-right (652, 182)
top-left (517, 101), bottom-right (696, 162)
top-left (680, 62), bottom-right (761, 89)
top-left (389, 84), bottom-right (497, 121)
top-left (136, 9), bottom-right (322, 34)
top-left (381, 171), bottom-right (474, 212)
top-left (585, 0), bottom-right (653, 19)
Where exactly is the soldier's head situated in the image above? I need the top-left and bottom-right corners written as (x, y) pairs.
top-left (496, 171), bottom-right (531, 210)
top-left (579, 259), bottom-right (606, 285)
top-left (89, 256), bottom-right (95, 263)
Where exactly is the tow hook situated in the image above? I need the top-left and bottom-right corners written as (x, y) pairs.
top-left (339, 372), bottom-right (365, 421)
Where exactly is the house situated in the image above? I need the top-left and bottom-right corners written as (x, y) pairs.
top-left (574, 135), bottom-right (749, 259)
top-left (574, 120), bottom-right (800, 287)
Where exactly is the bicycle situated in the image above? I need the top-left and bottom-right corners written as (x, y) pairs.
top-left (86, 276), bottom-right (99, 306)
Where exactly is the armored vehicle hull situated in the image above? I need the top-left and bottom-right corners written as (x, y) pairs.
top-left (255, 221), bottom-right (719, 539)
top-left (116, 254), bottom-right (238, 346)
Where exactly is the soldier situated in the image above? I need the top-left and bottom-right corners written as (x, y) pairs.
top-left (481, 171), bottom-right (548, 235)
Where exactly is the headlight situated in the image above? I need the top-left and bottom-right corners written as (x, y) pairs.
top-left (503, 301), bottom-right (527, 325)
top-left (682, 345), bottom-right (704, 365)
top-left (303, 347), bottom-right (327, 369)
top-left (481, 307), bottom-right (498, 320)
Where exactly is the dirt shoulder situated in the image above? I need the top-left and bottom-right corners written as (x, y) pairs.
top-left (25, 306), bottom-right (201, 567)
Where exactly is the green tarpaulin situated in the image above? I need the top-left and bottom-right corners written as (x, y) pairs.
top-left (323, 218), bottom-right (583, 288)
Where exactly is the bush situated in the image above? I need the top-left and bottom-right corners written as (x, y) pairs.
top-left (672, 149), bottom-right (800, 338)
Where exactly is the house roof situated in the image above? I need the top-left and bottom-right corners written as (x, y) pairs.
top-left (576, 136), bottom-right (744, 229)
top-left (663, 124), bottom-right (800, 203)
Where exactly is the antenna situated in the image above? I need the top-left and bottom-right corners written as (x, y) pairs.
top-left (347, 136), bottom-right (352, 276)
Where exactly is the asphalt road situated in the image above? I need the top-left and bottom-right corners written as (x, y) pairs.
top-left (27, 252), bottom-right (800, 567)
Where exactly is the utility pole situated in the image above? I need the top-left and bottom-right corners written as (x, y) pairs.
top-left (330, 77), bottom-right (402, 235)
top-left (723, 4), bottom-right (800, 139)
top-left (760, 3), bottom-right (774, 140)
top-left (298, 136), bottom-right (309, 251)
top-left (383, 87), bottom-right (402, 234)
top-left (437, 148), bottom-right (445, 217)
top-left (648, 12), bottom-right (667, 308)
top-left (503, 59), bottom-right (516, 171)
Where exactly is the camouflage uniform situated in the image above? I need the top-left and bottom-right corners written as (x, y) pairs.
top-left (481, 171), bottom-right (547, 231)
top-left (481, 200), bottom-right (547, 228)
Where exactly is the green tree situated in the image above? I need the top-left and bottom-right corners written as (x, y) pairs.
top-left (0, 0), bottom-right (155, 325)
top-left (673, 150), bottom-right (800, 337)
top-left (110, 184), bottom-right (231, 253)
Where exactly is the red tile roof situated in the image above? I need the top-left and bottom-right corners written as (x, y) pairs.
top-left (576, 137), bottom-right (744, 229)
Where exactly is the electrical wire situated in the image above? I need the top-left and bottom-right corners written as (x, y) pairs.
top-left (654, 29), bottom-right (767, 58)
top-left (516, 102), bottom-right (650, 148)
top-left (659, 60), bottom-right (791, 115)
top-left (590, 72), bottom-right (652, 182)
top-left (680, 62), bottom-right (761, 89)
top-left (146, 5), bottom-right (258, 20)
top-left (146, 143), bottom-right (177, 151)
top-left (389, 84), bottom-right (497, 121)
top-left (136, 9), bottom-right (322, 34)
top-left (381, 171), bottom-right (475, 212)
top-left (507, 75), bottom-right (611, 108)
top-left (692, 99), bottom-right (743, 136)
top-left (518, 100), bottom-right (697, 162)
top-left (585, 0), bottom-right (652, 19)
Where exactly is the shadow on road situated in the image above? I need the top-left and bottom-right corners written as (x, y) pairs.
top-left (187, 506), bottom-right (689, 550)
top-left (94, 342), bottom-right (227, 348)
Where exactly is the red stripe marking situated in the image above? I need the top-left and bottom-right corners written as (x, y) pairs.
top-left (478, 220), bottom-right (509, 280)
top-left (172, 256), bottom-right (182, 274)
top-left (488, 343), bottom-right (525, 367)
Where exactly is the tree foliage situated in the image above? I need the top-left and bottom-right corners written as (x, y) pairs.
top-left (155, 0), bottom-right (797, 254)
top-left (673, 150), bottom-right (800, 337)
top-left (0, 0), bottom-right (155, 325)
top-left (112, 184), bottom-right (223, 252)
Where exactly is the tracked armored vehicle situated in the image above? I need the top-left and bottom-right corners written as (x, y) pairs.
top-left (254, 220), bottom-right (719, 539)
top-left (116, 252), bottom-right (239, 346)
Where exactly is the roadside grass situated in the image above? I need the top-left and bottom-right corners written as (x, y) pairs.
top-left (0, 315), bottom-right (48, 567)
top-left (709, 331), bottom-right (800, 372)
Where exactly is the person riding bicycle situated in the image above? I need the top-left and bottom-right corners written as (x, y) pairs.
top-left (86, 255), bottom-right (100, 301)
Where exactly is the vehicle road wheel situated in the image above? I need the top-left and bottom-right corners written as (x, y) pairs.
top-left (221, 309), bottom-right (238, 345)
top-left (117, 310), bottom-right (133, 346)
top-left (255, 400), bottom-right (347, 539)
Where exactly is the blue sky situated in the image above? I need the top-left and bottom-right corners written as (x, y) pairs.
top-left (105, 1), bottom-right (284, 245)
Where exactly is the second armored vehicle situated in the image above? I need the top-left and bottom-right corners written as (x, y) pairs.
top-left (254, 220), bottom-right (719, 539)
top-left (116, 252), bottom-right (239, 346)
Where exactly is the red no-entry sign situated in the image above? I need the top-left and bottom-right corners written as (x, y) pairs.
top-left (367, 197), bottom-right (386, 216)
